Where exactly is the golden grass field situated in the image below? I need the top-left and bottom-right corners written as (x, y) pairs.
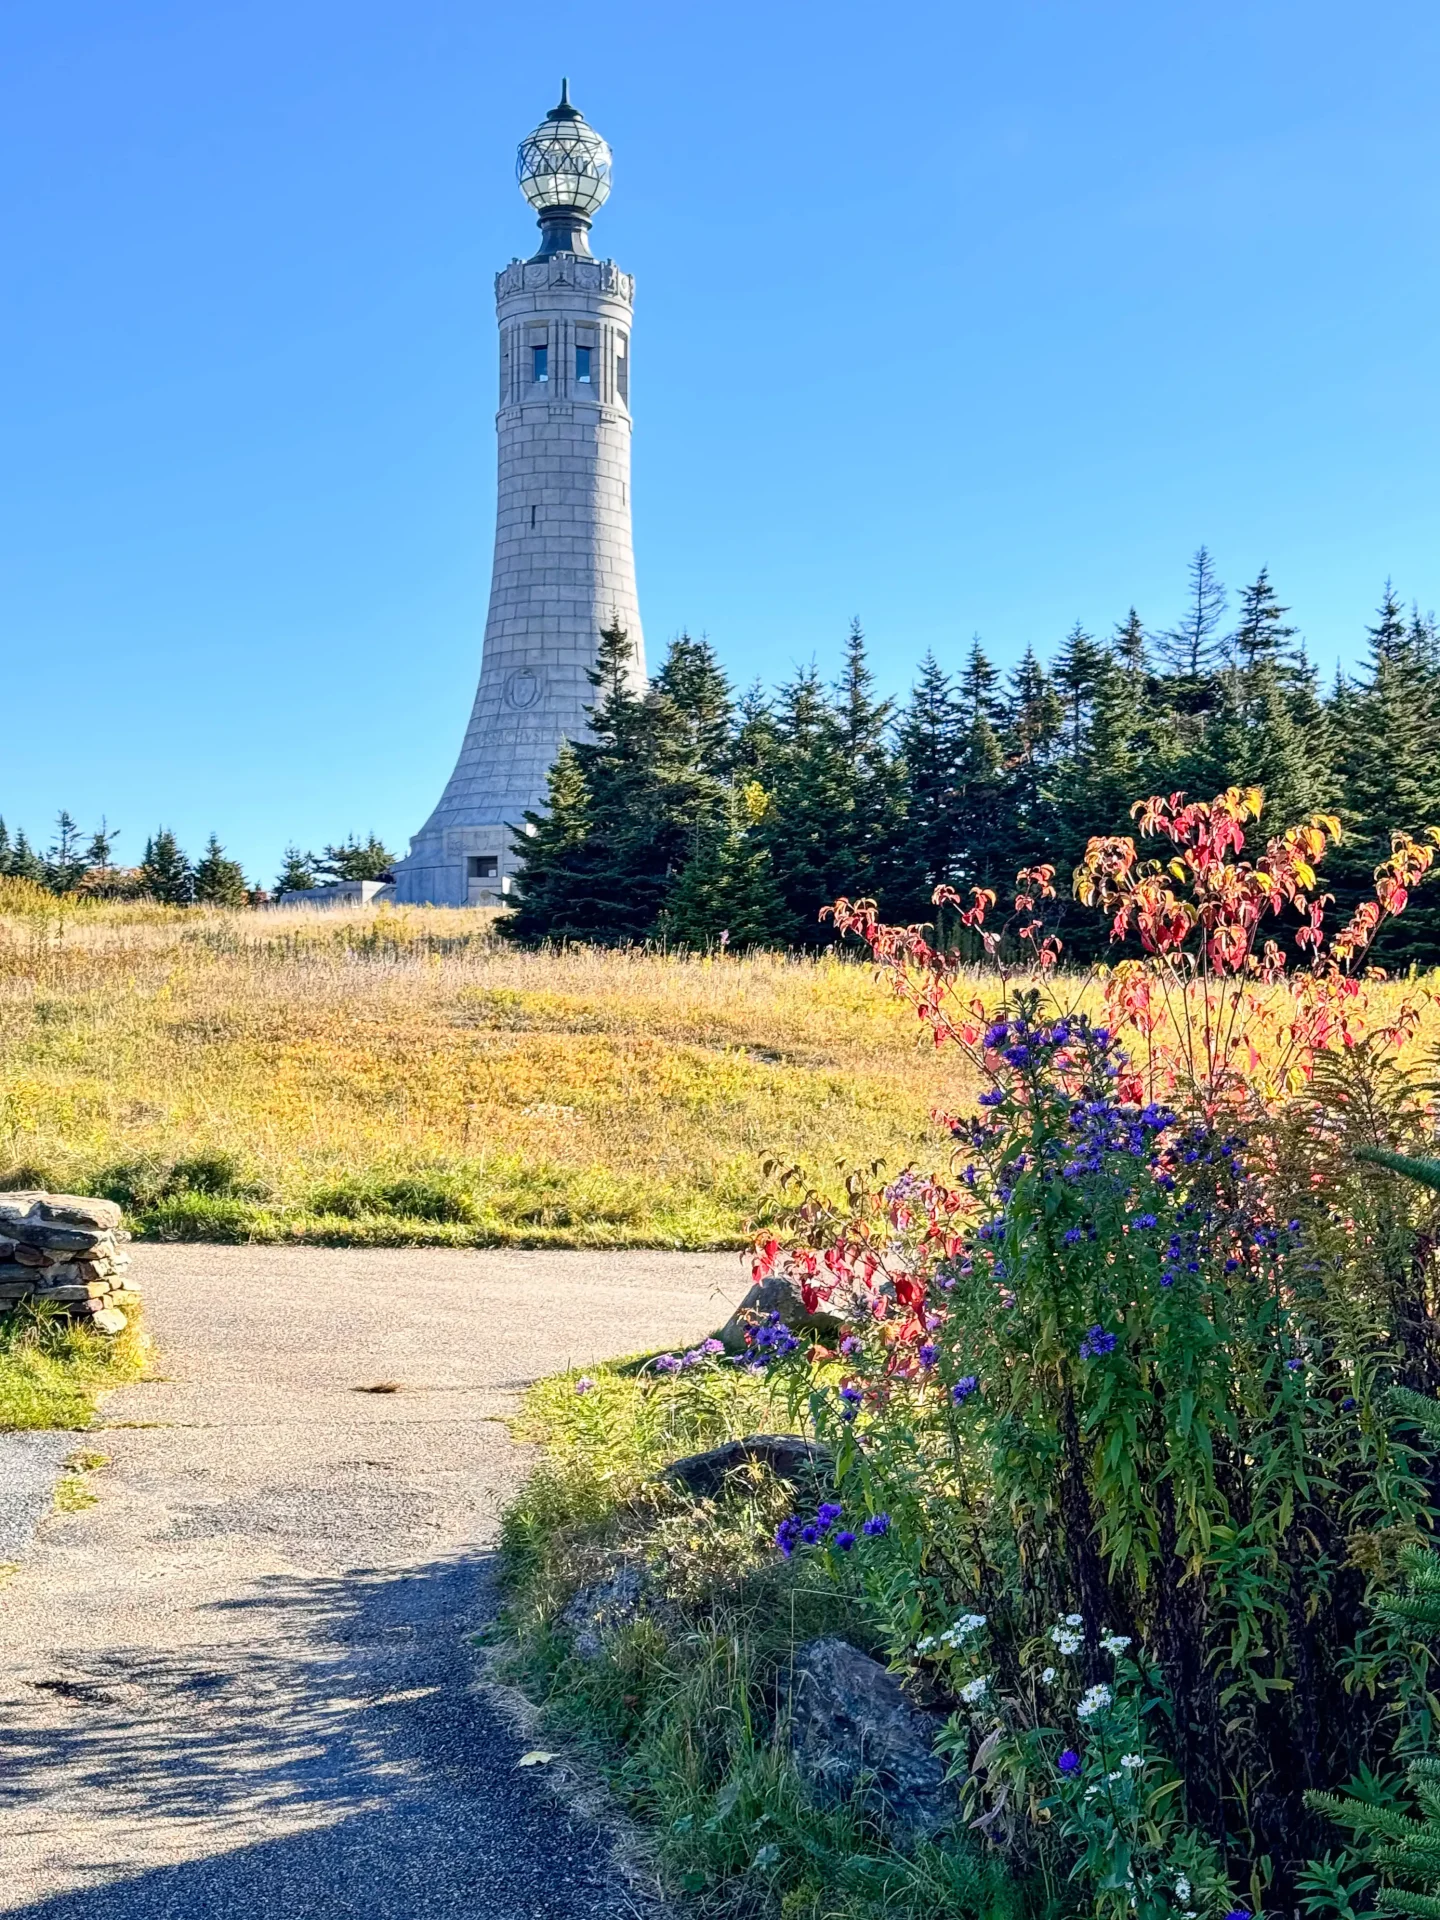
top-left (0, 885), bottom-right (972, 1247)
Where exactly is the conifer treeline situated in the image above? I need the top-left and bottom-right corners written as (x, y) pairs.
top-left (509, 551), bottom-right (1440, 962)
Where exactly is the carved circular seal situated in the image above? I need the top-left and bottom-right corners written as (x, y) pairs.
top-left (504, 668), bottom-right (544, 712)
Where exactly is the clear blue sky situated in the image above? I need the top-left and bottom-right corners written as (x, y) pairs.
top-left (3, 0), bottom-right (1437, 884)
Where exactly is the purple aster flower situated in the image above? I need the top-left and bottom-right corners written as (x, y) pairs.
top-left (1160, 1271), bottom-right (1176, 1287)
top-left (1058, 1748), bottom-right (1081, 1776)
top-left (1341, 1396), bottom-right (1356, 1411)
top-left (775, 1517), bottom-right (801, 1557)
top-left (1078, 1325), bottom-right (1118, 1360)
top-left (839, 1384), bottom-right (863, 1407)
top-left (800, 1523), bottom-right (821, 1546)
top-left (817, 1502), bottom-right (843, 1529)
top-left (1131, 1213), bottom-right (1157, 1231)
top-left (1224, 1911), bottom-right (1252, 1920)
top-left (918, 1343), bottom-right (938, 1369)
top-left (834, 1530), bottom-right (856, 1551)
top-left (952, 1375), bottom-right (979, 1404)
top-left (574, 1376), bottom-right (596, 1395)
top-left (1063, 1227), bottom-right (1083, 1245)
top-left (862, 1513), bottom-right (890, 1537)
top-left (984, 1021), bottom-right (1009, 1048)
top-left (653, 1354), bottom-right (682, 1373)
top-left (840, 1336), bottom-right (861, 1355)
top-left (1286, 1358), bottom-right (1303, 1371)
top-left (978, 1087), bottom-right (1006, 1108)
top-left (701, 1337), bottom-right (725, 1354)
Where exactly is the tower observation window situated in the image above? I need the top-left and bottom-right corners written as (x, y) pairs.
top-left (616, 343), bottom-right (628, 402)
top-left (532, 345), bottom-right (548, 383)
top-left (467, 855), bottom-right (499, 880)
top-left (576, 345), bottom-right (592, 384)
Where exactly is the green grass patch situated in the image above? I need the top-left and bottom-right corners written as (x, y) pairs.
top-left (0, 1305), bottom-right (148, 1430)
top-left (498, 1362), bottom-right (1037, 1918)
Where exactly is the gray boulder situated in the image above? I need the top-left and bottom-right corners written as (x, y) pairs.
top-left (558, 1563), bottom-right (650, 1661)
top-left (782, 1637), bottom-right (957, 1835)
top-left (716, 1272), bottom-right (874, 1354)
top-left (662, 1435), bottom-right (832, 1500)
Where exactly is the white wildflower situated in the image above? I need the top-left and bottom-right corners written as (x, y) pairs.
top-left (1076, 1683), bottom-right (1112, 1719)
top-left (1119, 1752), bottom-right (1144, 1770)
top-left (959, 1675), bottom-right (990, 1705)
top-left (915, 1635), bottom-right (938, 1655)
top-left (953, 1612), bottom-right (987, 1637)
top-left (1106, 1769), bottom-right (1123, 1782)
top-left (1101, 1632), bottom-right (1132, 1656)
top-left (1174, 1877), bottom-right (1191, 1903)
top-left (1084, 1784), bottom-right (1099, 1799)
top-left (1040, 1666), bottom-right (1057, 1685)
top-left (1050, 1624), bottom-right (1083, 1655)
top-left (1065, 1612), bottom-right (1084, 1627)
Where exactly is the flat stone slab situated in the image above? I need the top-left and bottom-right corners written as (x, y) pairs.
top-left (0, 1432), bottom-right (73, 1564)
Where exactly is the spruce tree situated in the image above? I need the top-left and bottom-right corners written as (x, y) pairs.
top-left (141, 830), bottom-right (193, 906)
top-left (274, 846), bottom-right (317, 895)
top-left (192, 834), bottom-right (249, 907)
top-left (1158, 545), bottom-right (1228, 679)
top-left (5, 830), bottom-right (45, 886)
top-left (896, 652), bottom-right (965, 921)
top-left (84, 819), bottom-right (119, 879)
top-left (950, 640), bottom-right (1010, 899)
top-left (507, 622), bottom-right (727, 944)
top-left (661, 784), bottom-right (789, 950)
top-left (315, 834), bottom-right (396, 882)
top-left (757, 662), bottom-right (856, 941)
top-left (44, 812), bottom-right (88, 894)
top-left (1230, 567), bottom-right (1297, 670)
top-left (654, 633), bottom-right (734, 777)
top-left (834, 621), bottom-right (905, 906)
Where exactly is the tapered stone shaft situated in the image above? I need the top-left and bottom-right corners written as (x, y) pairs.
top-left (394, 85), bottom-right (644, 907)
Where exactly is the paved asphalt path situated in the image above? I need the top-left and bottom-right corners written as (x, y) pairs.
top-left (0, 1245), bottom-right (742, 1917)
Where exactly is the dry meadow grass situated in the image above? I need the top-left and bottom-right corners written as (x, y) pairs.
top-left (0, 885), bottom-right (970, 1247)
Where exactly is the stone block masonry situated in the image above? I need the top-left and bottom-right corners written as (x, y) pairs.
top-left (394, 250), bottom-right (644, 908)
top-left (0, 1193), bottom-right (138, 1334)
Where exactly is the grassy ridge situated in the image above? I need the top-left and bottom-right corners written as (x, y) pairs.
top-left (0, 886), bottom-right (966, 1247)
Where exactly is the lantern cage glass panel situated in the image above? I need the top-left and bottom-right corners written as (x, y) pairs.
top-left (517, 116), bottom-right (613, 216)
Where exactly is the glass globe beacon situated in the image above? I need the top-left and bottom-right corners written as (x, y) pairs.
top-left (517, 81), bottom-right (612, 218)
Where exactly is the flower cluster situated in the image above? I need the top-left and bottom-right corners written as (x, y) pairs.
top-left (742, 1313), bottom-right (800, 1369)
top-left (915, 1610), bottom-right (987, 1656)
top-left (652, 1337), bottom-right (726, 1374)
top-left (1077, 1324), bottom-right (1118, 1360)
top-left (774, 1503), bottom-right (890, 1559)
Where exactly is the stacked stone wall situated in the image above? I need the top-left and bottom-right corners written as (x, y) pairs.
top-left (0, 1194), bottom-right (138, 1334)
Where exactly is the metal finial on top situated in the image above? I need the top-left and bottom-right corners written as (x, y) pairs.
top-left (547, 77), bottom-right (580, 123)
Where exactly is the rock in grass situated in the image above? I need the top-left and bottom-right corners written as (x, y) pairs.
top-left (716, 1272), bottom-right (873, 1354)
top-left (782, 1638), bottom-right (957, 1836)
top-left (662, 1435), bottom-right (832, 1500)
top-left (90, 1308), bottom-right (128, 1335)
top-left (558, 1563), bottom-right (650, 1661)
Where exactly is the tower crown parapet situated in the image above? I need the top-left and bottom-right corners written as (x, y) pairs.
top-left (495, 256), bottom-right (633, 304)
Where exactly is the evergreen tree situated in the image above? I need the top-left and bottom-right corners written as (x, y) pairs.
top-left (757, 662), bottom-right (857, 941)
top-left (896, 652), bottom-right (965, 919)
top-left (833, 620), bottom-right (905, 905)
top-left (1053, 623), bottom-right (1108, 754)
top-left (192, 834), bottom-right (249, 906)
top-left (84, 819), bottom-right (119, 877)
top-left (507, 622), bottom-right (727, 944)
top-left (660, 783), bottom-right (789, 950)
top-left (275, 846), bottom-right (317, 895)
top-left (1158, 545), bottom-right (1228, 679)
top-left (950, 640), bottom-right (1010, 899)
top-left (141, 829), bottom-right (193, 906)
top-left (654, 633), bottom-right (734, 777)
top-left (1230, 567), bottom-right (1298, 670)
top-left (4, 829), bottom-right (45, 885)
top-left (1330, 586), bottom-right (1440, 963)
top-left (44, 812), bottom-right (88, 894)
top-left (316, 834), bottom-right (396, 882)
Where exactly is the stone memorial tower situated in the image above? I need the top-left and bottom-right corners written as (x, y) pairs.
top-left (392, 83), bottom-right (644, 906)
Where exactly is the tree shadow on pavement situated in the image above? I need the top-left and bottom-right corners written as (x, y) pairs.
top-left (1, 1553), bottom-right (652, 1918)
